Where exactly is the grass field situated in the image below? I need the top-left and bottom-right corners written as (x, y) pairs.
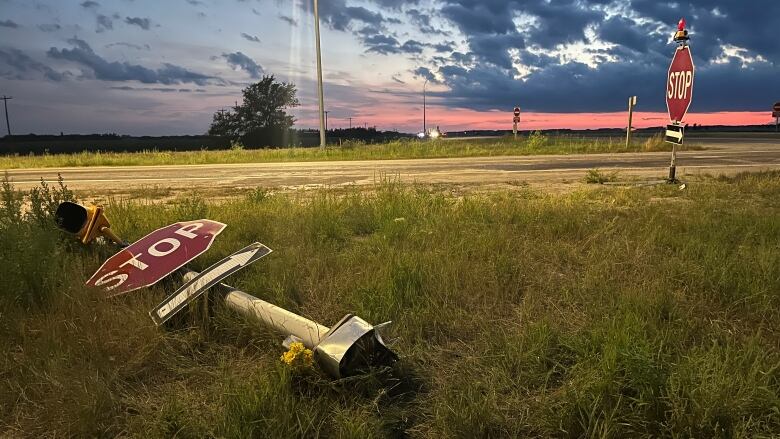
top-left (1, 171), bottom-right (779, 438)
top-left (0, 133), bottom-right (695, 169)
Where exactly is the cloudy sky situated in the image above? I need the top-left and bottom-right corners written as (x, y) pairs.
top-left (0, 0), bottom-right (778, 135)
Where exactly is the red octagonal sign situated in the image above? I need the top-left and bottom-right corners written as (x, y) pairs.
top-left (86, 219), bottom-right (226, 297)
top-left (666, 46), bottom-right (695, 123)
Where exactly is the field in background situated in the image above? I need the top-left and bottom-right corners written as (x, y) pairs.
top-left (0, 133), bottom-right (694, 169)
top-left (1, 173), bottom-right (779, 437)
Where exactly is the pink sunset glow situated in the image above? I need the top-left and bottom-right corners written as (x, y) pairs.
top-left (300, 108), bottom-right (775, 133)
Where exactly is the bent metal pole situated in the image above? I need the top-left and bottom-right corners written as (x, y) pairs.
top-left (179, 269), bottom-right (397, 378)
top-left (180, 269), bottom-right (327, 347)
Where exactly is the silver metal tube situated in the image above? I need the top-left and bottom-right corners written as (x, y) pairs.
top-left (225, 290), bottom-right (329, 349)
top-left (181, 269), bottom-right (329, 348)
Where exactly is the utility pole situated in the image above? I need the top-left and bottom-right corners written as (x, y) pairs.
top-left (626, 95), bottom-right (637, 148)
top-left (313, 0), bottom-right (326, 147)
top-left (1, 96), bottom-right (12, 136)
top-left (348, 117), bottom-right (352, 129)
top-left (423, 79), bottom-right (428, 135)
top-left (324, 110), bottom-right (329, 132)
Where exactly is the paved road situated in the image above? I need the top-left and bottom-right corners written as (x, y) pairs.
top-left (4, 138), bottom-right (779, 193)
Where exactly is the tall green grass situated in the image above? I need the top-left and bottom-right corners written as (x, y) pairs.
top-left (0, 133), bottom-right (690, 169)
top-left (1, 172), bottom-right (778, 437)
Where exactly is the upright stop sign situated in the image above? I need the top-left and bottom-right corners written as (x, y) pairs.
top-left (666, 46), bottom-right (694, 122)
top-left (86, 219), bottom-right (226, 297)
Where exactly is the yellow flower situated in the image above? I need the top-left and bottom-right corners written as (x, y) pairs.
top-left (280, 342), bottom-right (314, 369)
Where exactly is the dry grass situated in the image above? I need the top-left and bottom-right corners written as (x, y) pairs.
top-left (1, 171), bottom-right (778, 437)
top-left (0, 134), bottom-right (696, 170)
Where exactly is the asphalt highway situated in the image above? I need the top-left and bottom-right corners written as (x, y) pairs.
top-left (4, 138), bottom-right (779, 193)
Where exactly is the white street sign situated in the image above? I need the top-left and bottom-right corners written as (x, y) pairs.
top-left (150, 242), bottom-right (272, 325)
top-left (665, 124), bottom-right (684, 145)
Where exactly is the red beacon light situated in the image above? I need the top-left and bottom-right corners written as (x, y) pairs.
top-left (674, 18), bottom-right (690, 43)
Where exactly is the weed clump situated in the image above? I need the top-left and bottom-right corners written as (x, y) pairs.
top-left (585, 168), bottom-right (620, 184)
top-left (0, 174), bottom-right (76, 308)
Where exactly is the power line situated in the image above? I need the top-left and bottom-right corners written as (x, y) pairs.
top-left (1, 95), bottom-right (11, 136)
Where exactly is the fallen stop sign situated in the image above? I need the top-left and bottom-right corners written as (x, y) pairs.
top-left (666, 46), bottom-right (695, 123)
top-left (86, 219), bottom-right (226, 297)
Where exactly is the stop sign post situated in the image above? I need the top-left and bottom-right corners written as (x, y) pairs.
top-left (86, 219), bottom-right (226, 297)
top-left (665, 19), bottom-right (694, 183)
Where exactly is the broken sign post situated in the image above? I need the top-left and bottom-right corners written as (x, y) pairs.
top-left (57, 202), bottom-right (397, 379)
top-left (201, 274), bottom-right (397, 379)
top-left (150, 242), bottom-right (272, 325)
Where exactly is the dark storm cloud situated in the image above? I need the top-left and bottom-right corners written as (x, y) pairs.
top-left (96, 14), bottom-right (113, 32)
top-left (221, 51), bottom-right (263, 78)
top-left (240, 32), bottom-right (260, 43)
top-left (438, 0), bottom-right (605, 67)
top-left (361, 32), bottom-right (434, 56)
top-left (429, 56), bottom-right (780, 113)
top-left (366, 0), bottom-right (419, 10)
top-left (0, 48), bottom-right (66, 81)
top-left (302, 0), bottom-right (385, 31)
top-left (400, 0), bottom-right (780, 114)
top-left (38, 23), bottom-right (62, 32)
top-left (631, 0), bottom-right (780, 63)
top-left (439, 1), bottom-right (526, 69)
top-left (109, 85), bottom-right (207, 92)
top-left (522, 0), bottom-right (604, 49)
top-left (124, 17), bottom-right (152, 30)
top-left (278, 15), bottom-right (298, 26)
top-left (432, 41), bottom-right (456, 53)
top-left (400, 40), bottom-right (425, 54)
top-left (413, 66), bottom-right (436, 83)
top-left (597, 16), bottom-right (653, 54)
top-left (0, 20), bottom-right (20, 28)
top-left (363, 34), bottom-right (401, 54)
top-left (105, 42), bottom-right (151, 50)
top-left (47, 38), bottom-right (217, 85)
top-left (406, 8), bottom-right (450, 36)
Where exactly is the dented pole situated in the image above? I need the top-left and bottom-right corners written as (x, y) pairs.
top-left (183, 270), bottom-right (329, 348)
top-left (226, 291), bottom-right (329, 348)
top-left (181, 270), bottom-right (397, 378)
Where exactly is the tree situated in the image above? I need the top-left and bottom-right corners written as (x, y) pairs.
top-left (209, 75), bottom-right (299, 146)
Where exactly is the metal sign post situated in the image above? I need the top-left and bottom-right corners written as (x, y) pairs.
top-left (626, 96), bottom-right (637, 148)
top-left (772, 102), bottom-right (780, 133)
top-left (1, 95), bottom-right (11, 136)
top-left (150, 242), bottom-right (272, 325)
top-left (665, 18), bottom-right (694, 183)
top-left (513, 107), bottom-right (520, 139)
top-left (665, 124), bottom-right (684, 182)
top-left (57, 203), bottom-right (399, 379)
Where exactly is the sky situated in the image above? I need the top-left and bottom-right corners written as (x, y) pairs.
top-left (0, 0), bottom-right (779, 135)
